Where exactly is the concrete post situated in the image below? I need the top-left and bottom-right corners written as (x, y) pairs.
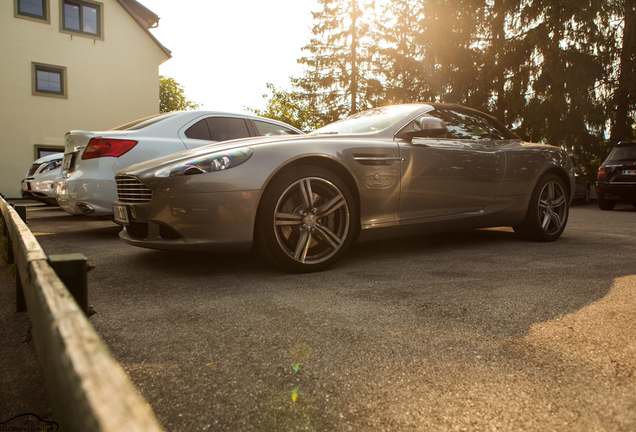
top-left (48, 254), bottom-right (89, 316)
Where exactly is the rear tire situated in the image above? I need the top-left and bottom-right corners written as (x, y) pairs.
top-left (514, 173), bottom-right (569, 242)
top-left (597, 196), bottom-right (616, 211)
top-left (581, 187), bottom-right (590, 205)
top-left (255, 166), bottom-right (357, 273)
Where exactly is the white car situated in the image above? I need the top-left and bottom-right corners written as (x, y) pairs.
top-left (21, 153), bottom-right (63, 205)
top-left (54, 111), bottom-right (304, 216)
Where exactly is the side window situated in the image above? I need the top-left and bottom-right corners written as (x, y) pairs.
top-left (426, 110), bottom-right (495, 141)
top-left (206, 117), bottom-right (250, 141)
top-left (485, 121), bottom-right (507, 140)
top-left (254, 120), bottom-right (300, 136)
top-left (40, 158), bottom-right (63, 173)
top-left (15, 0), bottom-right (50, 22)
top-left (184, 119), bottom-right (211, 140)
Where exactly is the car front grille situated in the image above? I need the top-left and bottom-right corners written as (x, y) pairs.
top-left (116, 175), bottom-right (152, 204)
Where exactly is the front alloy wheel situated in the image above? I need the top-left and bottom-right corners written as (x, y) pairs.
top-left (514, 173), bottom-right (569, 241)
top-left (256, 167), bottom-right (357, 272)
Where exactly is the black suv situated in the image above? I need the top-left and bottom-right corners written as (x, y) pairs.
top-left (595, 141), bottom-right (636, 210)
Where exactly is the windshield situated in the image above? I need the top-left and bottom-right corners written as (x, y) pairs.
top-left (311, 105), bottom-right (423, 135)
top-left (110, 112), bottom-right (180, 131)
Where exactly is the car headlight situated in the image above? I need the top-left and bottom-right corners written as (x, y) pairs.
top-left (154, 147), bottom-right (253, 178)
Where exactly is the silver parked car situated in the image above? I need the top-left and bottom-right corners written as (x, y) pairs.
top-left (113, 104), bottom-right (575, 272)
top-left (21, 153), bottom-right (63, 205)
top-left (54, 111), bottom-right (303, 216)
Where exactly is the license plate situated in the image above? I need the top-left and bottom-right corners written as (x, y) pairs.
top-left (623, 169), bottom-right (636, 176)
top-left (21, 181), bottom-right (28, 191)
top-left (113, 203), bottom-right (129, 225)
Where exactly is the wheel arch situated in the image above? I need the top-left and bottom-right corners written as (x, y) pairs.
top-left (254, 155), bottom-right (362, 238)
top-left (512, 166), bottom-right (573, 226)
top-left (541, 166), bottom-right (573, 201)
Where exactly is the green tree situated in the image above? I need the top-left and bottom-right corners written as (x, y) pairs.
top-left (245, 82), bottom-right (321, 132)
top-left (609, 0), bottom-right (636, 145)
top-left (295, 0), bottom-right (382, 124)
top-left (514, 0), bottom-right (608, 171)
top-left (477, 0), bottom-right (536, 125)
top-left (375, 0), bottom-right (430, 104)
top-left (418, 0), bottom-right (487, 106)
top-left (376, 0), bottom-right (491, 108)
top-left (159, 75), bottom-right (200, 113)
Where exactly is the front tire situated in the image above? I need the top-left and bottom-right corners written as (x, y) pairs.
top-left (514, 173), bottom-right (569, 242)
top-left (255, 166), bottom-right (357, 272)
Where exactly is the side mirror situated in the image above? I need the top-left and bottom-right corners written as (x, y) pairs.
top-left (397, 117), bottom-right (447, 139)
top-left (416, 117), bottom-right (447, 135)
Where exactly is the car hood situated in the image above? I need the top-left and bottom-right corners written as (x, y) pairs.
top-left (117, 134), bottom-right (344, 176)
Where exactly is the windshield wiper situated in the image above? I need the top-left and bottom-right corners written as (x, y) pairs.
top-left (312, 131), bottom-right (339, 135)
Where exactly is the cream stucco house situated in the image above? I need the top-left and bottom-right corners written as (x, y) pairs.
top-left (1, 0), bottom-right (171, 198)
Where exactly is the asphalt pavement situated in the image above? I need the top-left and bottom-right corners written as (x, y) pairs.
top-left (2, 201), bottom-right (635, 431)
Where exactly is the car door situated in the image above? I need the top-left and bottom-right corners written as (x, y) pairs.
top-left (181, 116), bottom-right (252, 149)
top-left (397, 108), bottom-right (505, 220)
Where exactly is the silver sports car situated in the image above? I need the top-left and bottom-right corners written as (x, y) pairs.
top-left (114, 104), bottom-right (574, 272)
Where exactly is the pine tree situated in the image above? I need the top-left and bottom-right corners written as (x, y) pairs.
top-left (375, 0), bottom-right (429, 104)
top-left (295, 0), bottom-right (381, 123)
top-left (610, 0), bottom-right (636, 145)
top-left (417, 0), bottom-right (487, 105)
top-left (515, 0), bottom-right (607, 167)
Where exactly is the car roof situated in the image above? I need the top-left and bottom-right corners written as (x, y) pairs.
top-left (111, 110), bottom-right (304, 134)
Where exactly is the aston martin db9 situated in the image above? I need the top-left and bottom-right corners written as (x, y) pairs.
top-left (113, 104), bottom-right (574, 272)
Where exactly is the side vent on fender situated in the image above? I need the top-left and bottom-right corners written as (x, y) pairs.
top-left (352, 154), bottom-right (402, 166)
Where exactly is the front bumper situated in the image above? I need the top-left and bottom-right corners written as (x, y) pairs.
top-left (116, 189), bottom-right (262, 253)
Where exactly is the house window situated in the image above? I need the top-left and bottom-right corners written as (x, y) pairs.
top-left (35, 146), bottom-right (64, 159)
top-left (61, 0), bottom-right (102, 37)
top-left (32, 63), bottom-right (67, 98)
top-left (15, 0), bottom-right (50, 22)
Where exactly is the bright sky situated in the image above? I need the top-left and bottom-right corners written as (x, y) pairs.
top-left (139, 0), bottom-right (319, 114)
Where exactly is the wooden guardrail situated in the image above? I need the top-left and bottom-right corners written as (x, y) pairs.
top-left (0, 197), bottom-right (165, 432)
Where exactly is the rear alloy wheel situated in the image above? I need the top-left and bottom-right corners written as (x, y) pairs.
top-left (598, 196), bottom-right (616, 211)
top-left (514, 173), bottom-right (569, 242)
top-left (256, 166), bottom-right (357, 272)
